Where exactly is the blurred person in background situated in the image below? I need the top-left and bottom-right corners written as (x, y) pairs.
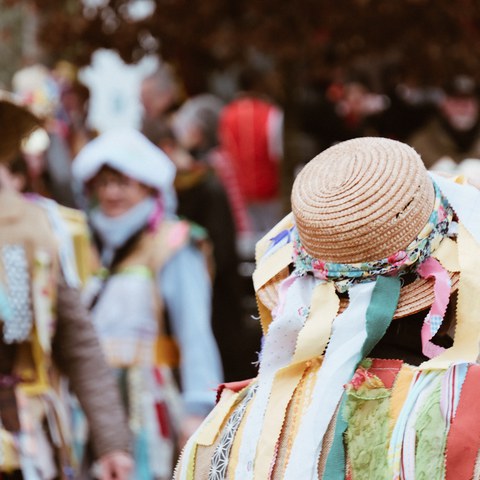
top-left (299, 70), bottom-right (387, 153)
top-left (0, 93), bottom-right (133, 479)
top-left (53, 60), bottom-right (97, 158)
top-left (72, 129), bottom-right (222, 480)
top-left (171, 94), bottom-right (252, 237)
top-left (409, 75), bottom-right (480, 169)
top-left (12, 64), bottom-right (77, 207)
top-left (218, 68), bottom-right (284, 241)
top-left (369, 64), bottom-right (438, 142)
top-left (140, 63), bottom-right (182, 137)
top-left (146, 95), bottom-right (259, 381)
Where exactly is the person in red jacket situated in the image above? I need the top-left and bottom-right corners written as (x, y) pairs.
top-left (219, 76), bottom-right (283, 238)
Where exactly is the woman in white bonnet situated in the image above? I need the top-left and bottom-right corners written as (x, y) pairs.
top-left (73, 129), bottom-right (222, 480)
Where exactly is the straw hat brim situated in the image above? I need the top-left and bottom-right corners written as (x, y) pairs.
top-left (0, 91), bottom-right (41, 162)
top-left (387, 270), bottom-right (459, 319)
top-left (258, 269), bottom-right (460, 321)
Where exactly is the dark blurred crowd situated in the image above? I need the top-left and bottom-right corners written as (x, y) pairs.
top-left (3, 57), bottom-right (480, 479)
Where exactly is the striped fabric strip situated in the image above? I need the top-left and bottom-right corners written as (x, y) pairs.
top-left (209, 385), bottom-right (257, 480)
top-left (440, 363), bottom-right (468, 425)
top-left (387, 371), bottom-right (441, 480)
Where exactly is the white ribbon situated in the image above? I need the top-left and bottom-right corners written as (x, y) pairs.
top-left (284, 281), bottom-right (376, 480)
top-left (234, 273), bottom-right (319, 479)
top-left (430, 172), bottom-right (480, 244)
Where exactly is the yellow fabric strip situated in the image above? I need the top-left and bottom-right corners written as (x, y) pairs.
top-left (253, 282), bottom-right (339, 479)
top-left (255, 213), bottom-right (294, 262)
top-left (388, 365), bottom-right (415, 434)
top-left (252, 244), bottom-right (293, 292)
top-left (195, 389), bottom-right (240, 446)
top-left (254, 213), bottom-right (295, 334)
top-left (186, 443), bottom-right (198, 480)
top-left (255, 361), bottom-right (321, 479)
top-left (19, 329), bottom-right (51, 396)
top-left (433, 237), bottom-right (460, 272)
top-left (257, 293), bottom-right (274, 336)
top-left (292, 282), bottom-right (339, 364)
top-left (255, 363), bottom-right (309, 477)
top-left (420, 224), bottom-right (480, 370)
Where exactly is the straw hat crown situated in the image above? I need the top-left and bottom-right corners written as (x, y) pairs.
top-left (292, 137), bottom-right (435, 263)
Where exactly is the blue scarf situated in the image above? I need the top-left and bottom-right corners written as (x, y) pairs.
top-left (90, 197), bottom-right (156, 267)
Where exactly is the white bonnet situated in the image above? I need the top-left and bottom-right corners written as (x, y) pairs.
top-left (73, 128), bottom-right (176, 195)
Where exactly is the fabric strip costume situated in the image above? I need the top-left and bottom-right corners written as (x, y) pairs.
top-left (174, 137), bottom-right (480, 480)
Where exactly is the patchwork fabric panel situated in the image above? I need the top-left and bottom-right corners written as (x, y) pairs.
top-left (176, 361), bottom-right (480, 480)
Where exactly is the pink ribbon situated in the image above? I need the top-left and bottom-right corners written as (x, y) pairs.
top-left (417, 256), bottom-right (452, 358)
top-left (147, 195), bottom-right (165, 232)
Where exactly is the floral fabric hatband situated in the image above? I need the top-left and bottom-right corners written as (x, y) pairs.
top-left (292, 183), bottom-right (453, 292)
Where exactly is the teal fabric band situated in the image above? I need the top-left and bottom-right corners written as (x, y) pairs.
top-left (323, 276), bottom-right (401, 479)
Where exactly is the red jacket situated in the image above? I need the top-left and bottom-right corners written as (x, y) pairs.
top-left (219, 97), bottom-right (281, 202)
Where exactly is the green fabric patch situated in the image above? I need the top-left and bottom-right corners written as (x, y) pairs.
top-left (415, 380), bottom-right (447, 479)
top-left (344, 373), bottom-right (391, 480)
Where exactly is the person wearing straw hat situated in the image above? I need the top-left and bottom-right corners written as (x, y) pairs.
top-left (0, 93), bottom-right (133, 479)
top-left (174, 136), bottom-right (480, 479)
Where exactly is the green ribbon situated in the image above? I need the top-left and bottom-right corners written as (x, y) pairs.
top-left (323, 276), bottom-right (401, 480)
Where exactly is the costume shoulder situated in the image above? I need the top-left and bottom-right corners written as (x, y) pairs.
top-left (253, 213), bottom-right (294, 333)
top-left (0, 189), bottom-right (55, 251)
top-left (56, 205), bottom-right (92, 285)
top-left (150, 218), bottom-right (212, 273)
top-left (25, 195), bottom-right (83, 288)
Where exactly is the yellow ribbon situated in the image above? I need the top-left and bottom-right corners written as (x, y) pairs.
top-left (253, 281), bottom-right (339, 479)
top-left (252, 244), bottom-right (293, 293)
top-left (420, 224), bottom-right (480, 369)
top-left (433, 236), bottom-right (460, 273)
top-left (195, 389), bottom-right (241, 447)
top-left (388, 365), bottom-right (415, 434)
top-left (255, 213), bottom-right (294, 263)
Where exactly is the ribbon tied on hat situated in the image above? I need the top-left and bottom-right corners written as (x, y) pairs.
top-left (292, 183), bottom-right (454, 294)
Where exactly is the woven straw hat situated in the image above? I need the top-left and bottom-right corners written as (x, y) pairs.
top-left (0, 91), bottom-right (41, 163)
top-left (290, 137), bottom-right (458, 318)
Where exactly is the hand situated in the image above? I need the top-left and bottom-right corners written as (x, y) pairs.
top-left (178, 414), bottom-right (205, 449)
top-left (97, 450), bottom-right (133, 480)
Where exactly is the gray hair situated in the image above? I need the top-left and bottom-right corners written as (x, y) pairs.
top-left (142, 63), bottom-right (179, 95)
top-left (173, 94), bottom-right (224, 149)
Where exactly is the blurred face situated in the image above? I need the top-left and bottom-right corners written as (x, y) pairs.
top-left (140, 79), bottom-right (175, 120)
top-left (159, 138), bottom-right (194, 171)
top-left (91, 168), bottom-right (152, 217)
top-left (176, 124), bottom-right (204, 152)
top-left (441, 96), bottom-right (479, 131)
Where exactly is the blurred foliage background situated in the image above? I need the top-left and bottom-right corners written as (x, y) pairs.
top-left (2, 0), bottom-right (480, 95)
top-left (2, 0), bottom-right (480, 195)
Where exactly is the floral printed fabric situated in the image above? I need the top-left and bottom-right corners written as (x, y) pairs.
top-left (292, 183), bottom-right (453, 292)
